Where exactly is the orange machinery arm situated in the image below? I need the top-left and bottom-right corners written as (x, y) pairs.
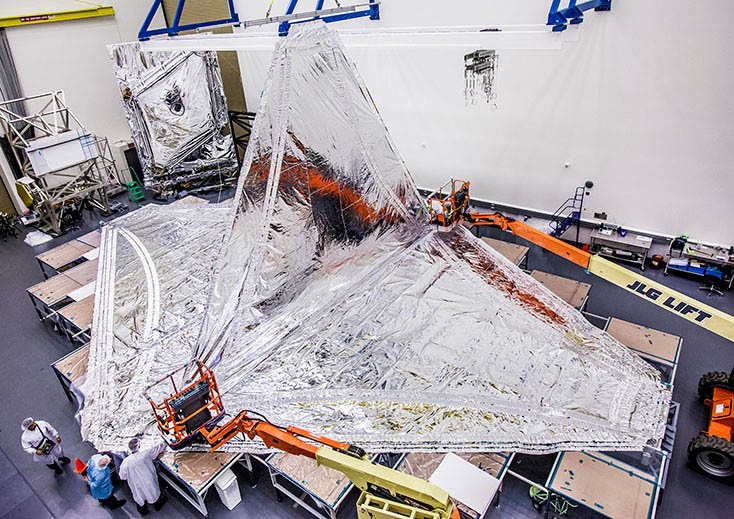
top-left (202, 414), bottom-right (457, 518)
top-left (462, 210), bottom-right (734, 341)
top-left (146, 360), bottom-right (362, 459)
top-left (466, 212), bottom-right (592, 268)
top-left (200, 412), bottom-right (458, 519)
top-left (430, 180), bottom-right (733, 339)
top-left (199, 410), bottom-right (357, 459)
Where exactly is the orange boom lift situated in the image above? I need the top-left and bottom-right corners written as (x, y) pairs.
top-left (427, 179), bottom-right (590, 268)
top-left (145, 361), bottom-right (460, 519)
top-left (426, 179), bottom-right (734, 343)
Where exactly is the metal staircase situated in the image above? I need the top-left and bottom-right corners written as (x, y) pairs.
top-left (549, 185), bottom-right (586, 241)
top-left (125, 167), bottom-right (146, 202)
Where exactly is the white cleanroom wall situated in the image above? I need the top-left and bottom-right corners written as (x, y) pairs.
top-left (235, 1), bottom-right (734, 245)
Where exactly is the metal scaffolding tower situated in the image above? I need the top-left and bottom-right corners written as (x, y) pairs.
top-left (0, 91), bottom-right (117, 235)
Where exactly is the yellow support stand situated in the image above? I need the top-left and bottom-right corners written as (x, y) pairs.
top-left (315, 447), bottom-right (454, 519)
top-left (357, 492), bottom-right (442, 519)
top-left (588, 255), bottom-right (734, 342)
top-left (0, 3), bottom-right (114, 28)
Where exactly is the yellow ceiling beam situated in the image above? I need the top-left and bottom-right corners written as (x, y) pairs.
top-left (0, 5), bottom-right (114, 28)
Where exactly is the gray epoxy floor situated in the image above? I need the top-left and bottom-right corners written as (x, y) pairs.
top-left (0, 199), bottom-right (732, 519)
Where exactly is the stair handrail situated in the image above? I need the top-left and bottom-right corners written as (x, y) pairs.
top-left (549, 186), bottom-right (586, 230)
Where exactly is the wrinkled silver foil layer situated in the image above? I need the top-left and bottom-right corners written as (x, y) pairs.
top-left (109, 43), bottom-right (237, 189)
top-left (83, 22), bottom-right (671, 454)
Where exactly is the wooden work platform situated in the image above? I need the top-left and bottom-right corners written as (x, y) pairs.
top-left (51, 343), bottom-right (90, 401)
top-left (158, 451), bottom-right (240, 491)
top-left (547, 451), bottom-right (659, 519)
top-left (58, 295), bottom-right (95, 342)
top-left (62, 258), bottom-right (98, 285)
top-left (157, 450), bottom-right (250, 515)
top-left (28, 230), bottom-right (98, 344)
top-left (53, 343), bottom-right (90, 385)
top-left (77, 229), bottom-right (102, 248)
top-left (36, 239), bottom-right (94, 277)
top-left (27, 275), bottom-right (82, 306)
top-left (606, 318), bottom-right (681, 367)
top-left (399, 452), bottom-right (512, 518)
top-left (481, 236), bottom-right (529, 267)
top-left (268, 452), bottom-right (351, 506)
top-left (531, 270), bottom-right (591, 310)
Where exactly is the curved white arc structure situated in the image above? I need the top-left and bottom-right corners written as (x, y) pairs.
top-left (117, 227), bottom-right (161, 341)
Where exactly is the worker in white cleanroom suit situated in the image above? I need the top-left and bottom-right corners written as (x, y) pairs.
top-left (119, 438), bottom-right (168, 515)
top-left (20, 417), bottom-right (70, 474)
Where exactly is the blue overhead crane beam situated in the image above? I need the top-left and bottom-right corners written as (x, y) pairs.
top-left (139, 0), bottom-right (240, 40)
top-left (139, 0), bottom-right (379, 40)
top-left (548, 0), bottom-right (611, 32)
top-left (279, 0), bottom-right (379, 36)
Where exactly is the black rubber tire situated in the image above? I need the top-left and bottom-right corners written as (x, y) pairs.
top-left (688, 433), bottom-right (734, 479)
top-left (698, 371), bottom-right (731, 401)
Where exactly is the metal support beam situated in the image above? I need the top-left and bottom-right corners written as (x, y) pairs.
top-left (238, 2), bottom-right (378, 31)
top-left (278, 0), bottom-right (380, 36)
top-left (227, 110), bottom-right (256, 169)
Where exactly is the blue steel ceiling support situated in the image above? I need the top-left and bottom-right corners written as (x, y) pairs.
top-left (139, 0), bottom-right (240, 40)
top-left (278, 0), bottom-right (300, 35)
top-left (278, 0), bottom-right (379, 36)
top-left (548, 0), bottom-right (611, 32)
